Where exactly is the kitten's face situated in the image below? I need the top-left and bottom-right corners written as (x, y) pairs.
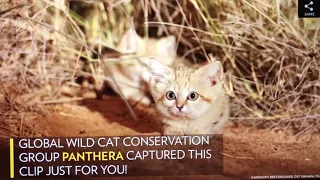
top-left (148, 59), bottom-right (224, 120)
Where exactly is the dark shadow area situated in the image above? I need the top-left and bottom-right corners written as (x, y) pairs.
top-left (79, 96), bottom-right (163, 134)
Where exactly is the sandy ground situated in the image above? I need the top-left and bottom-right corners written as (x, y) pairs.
top-left (30, 95), bottom-right (320, 180)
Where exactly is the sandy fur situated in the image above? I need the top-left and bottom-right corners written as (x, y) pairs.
top-left (149, 59), bottom-right (230, 135)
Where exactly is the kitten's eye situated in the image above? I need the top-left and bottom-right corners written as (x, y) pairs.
top-left (166, 91), bottom-right (176, 100)
top-left (187, 91), bottom-right (199, 101)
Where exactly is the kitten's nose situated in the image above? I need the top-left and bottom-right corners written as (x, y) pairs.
top-left (176, 106), bottom-right (183, 111)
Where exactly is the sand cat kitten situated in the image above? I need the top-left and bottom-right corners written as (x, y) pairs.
top-left (96, 25), bottom-right (177, 105)
top-left (148, 58), bottom-right (229, 135)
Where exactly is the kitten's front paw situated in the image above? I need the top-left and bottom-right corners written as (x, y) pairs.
top-left (128, 94), bottom-right (152, 106)
top-left (163, 126), bottom-right (184, 136)
top-left (139, 96), bottom-right (152, 106)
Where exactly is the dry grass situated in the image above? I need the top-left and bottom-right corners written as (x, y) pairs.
top-left (0, 0), bottom-right (319, 137)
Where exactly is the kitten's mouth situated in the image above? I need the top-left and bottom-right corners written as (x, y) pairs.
top-left (169, 110), bottom-right (187, 118)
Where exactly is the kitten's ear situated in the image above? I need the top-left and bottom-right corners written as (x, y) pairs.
top-left (157, 36), bottom-right (177, 56)
top-left (147, 58), bottom-right (172, 82)
top-left (118, 21), bottom-right (144, 53)
top-left (196, 61), bottom-right (223, 87)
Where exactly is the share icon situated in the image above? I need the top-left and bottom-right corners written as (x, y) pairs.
top-left (304, 1), bottom-right (314, 11)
